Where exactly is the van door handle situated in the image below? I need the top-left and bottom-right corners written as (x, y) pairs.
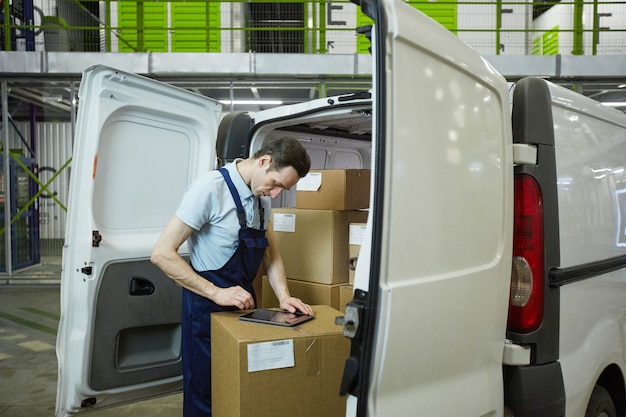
top-left (339, 356), bottom-right (360, 396)
top-left (129, 277), bottom-right (155, 296)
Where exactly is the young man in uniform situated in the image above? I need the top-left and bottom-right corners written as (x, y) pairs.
top-left (151, 137), bottom-right (314, 417)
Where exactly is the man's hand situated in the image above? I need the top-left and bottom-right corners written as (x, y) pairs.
top-left (212, 286), bottom-right (255, 310)
top-left (280, 297), bottom-right (314, 316)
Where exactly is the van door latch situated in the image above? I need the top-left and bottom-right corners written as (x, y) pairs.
top-left (335, 304), bottom-right (360, 339)
top-left (336, 289), bottom-right (368, 396)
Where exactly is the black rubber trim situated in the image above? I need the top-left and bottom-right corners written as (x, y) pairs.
top-left (352, 0), bottom-right (384, 415)
top-left (504, 361), bottom-right (565, 417)
top-left (550, 254), bottom-right (626, 287)
top-left (512, 77), bottom-right (554, 146)
top-left (508, 78), bottom-right (561, 365)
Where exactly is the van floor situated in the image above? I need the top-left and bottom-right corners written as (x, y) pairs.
top-left (0, 258), bottom-right (182, 417)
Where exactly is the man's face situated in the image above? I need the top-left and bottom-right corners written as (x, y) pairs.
top-left (251, 155), bottom-right (300, 198)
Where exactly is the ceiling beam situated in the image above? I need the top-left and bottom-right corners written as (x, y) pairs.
top-left (1, 52), bottom-right (625, 82)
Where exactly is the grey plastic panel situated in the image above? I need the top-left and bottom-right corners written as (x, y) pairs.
top-left (90, 259), bottom-right (183, 391)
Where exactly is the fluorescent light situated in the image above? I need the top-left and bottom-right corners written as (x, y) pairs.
top-left (42, 96), bottom-right (63, 102)
top-left (600, 102), bottom-right (626, 107)
top-left (219, 100), bottom-right (283, 105)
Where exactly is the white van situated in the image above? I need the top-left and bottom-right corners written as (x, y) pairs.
top-left (55, 0), bottom-right (626, 416)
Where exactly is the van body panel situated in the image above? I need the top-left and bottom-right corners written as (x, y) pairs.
top-left (550, 83), bottom-right (626, 267)
top-left (549, 83), bottom-right (626, 417)
top-left (559, 277), bottom-right (626, 417)
top-left (55, 65), bottom-right (222, 415)
top-left (506, 78), bottom-right (626, 416)
top-left (362, 0), bottom-right (513, 414)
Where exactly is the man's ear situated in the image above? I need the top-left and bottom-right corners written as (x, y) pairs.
top-left (259, 155), bottom-right (272, 168)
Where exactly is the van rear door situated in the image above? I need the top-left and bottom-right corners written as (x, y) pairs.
top-left (342, 0), bottom-right (514, 415)
top-left (55, 65), bottom-right (222, 416)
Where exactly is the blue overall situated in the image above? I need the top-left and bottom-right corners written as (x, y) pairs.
top-left (181, 167), bottom-right (269, 417)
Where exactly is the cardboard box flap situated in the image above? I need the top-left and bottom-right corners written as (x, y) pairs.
top-left (213, 305), bottom-right (345, 341)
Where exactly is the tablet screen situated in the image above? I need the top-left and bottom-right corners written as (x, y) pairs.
top-left (239, 309), bottom-right (315, 327)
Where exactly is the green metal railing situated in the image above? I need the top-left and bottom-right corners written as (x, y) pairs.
top-left (1, 0), bottom-right (624, 55)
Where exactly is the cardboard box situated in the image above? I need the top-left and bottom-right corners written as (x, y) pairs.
top-left (296, 169), bottom-right (370, 211)
top-left (339, 285), bottom-right (353, 313)
top-left (262, 276), bottom-right (340, 310)
top-left (211, 305), bottom-right (349, 417)
top-left (271, 208), bottom-right (368, 284)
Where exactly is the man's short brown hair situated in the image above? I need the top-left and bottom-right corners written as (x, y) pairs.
top-left (254, 137), bottom-right (311, 178)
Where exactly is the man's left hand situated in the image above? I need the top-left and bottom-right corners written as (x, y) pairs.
top-left (280, 297), bottom-right (314, 316)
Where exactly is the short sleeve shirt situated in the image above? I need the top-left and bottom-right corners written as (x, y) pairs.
top-left (175, 160), bottom-right (272, 271)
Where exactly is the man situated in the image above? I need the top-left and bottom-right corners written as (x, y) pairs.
top-left (151, 136), bottom-right (314, 417)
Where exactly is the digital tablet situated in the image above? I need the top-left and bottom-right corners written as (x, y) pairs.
top-left (239, 309), bottom-right (315, 327)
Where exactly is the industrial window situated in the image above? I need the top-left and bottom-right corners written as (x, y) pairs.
top-left (248, 3), bottom-right (304, 53)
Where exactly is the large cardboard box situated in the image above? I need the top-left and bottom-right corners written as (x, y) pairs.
top-left (262, 276), bottom-right (340, 310)
top-left (296, 169), bottom-right (370, 211)
top-left (271, 208), bottom-right (368, 284)
top-left (211, 305), bottom-right (349, 417)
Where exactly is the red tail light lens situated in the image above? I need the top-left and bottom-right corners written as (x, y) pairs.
top-left (508, 174), bottom-right (544, 333)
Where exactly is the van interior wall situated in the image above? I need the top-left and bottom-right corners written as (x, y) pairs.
top-left (263, 129), bottom-right (372, 209)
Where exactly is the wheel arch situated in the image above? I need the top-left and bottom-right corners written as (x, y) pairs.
top-left (597, 364), bottom-right (625, 417)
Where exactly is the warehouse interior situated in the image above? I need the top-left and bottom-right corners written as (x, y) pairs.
top-left (1, 1), bottom-right (626, 417)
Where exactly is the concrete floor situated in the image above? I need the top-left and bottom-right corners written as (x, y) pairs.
top-left (0, 258), bottom-right (183, 416)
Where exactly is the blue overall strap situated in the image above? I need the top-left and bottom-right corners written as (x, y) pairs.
top-left (218, 168), bottom-right (246, 226)
top-left (258, 197), bottom-right (264, 230)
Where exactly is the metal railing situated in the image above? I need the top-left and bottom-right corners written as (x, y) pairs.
top-left (1, 0), bottom-right (624, 56)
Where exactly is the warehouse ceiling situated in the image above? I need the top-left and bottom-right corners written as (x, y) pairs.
top-left (4, 78), bottom-right (625, 123)
top-left (2, 52), bottom-right (625, 122)
top-left (4, 78), bottom-right (377, 122)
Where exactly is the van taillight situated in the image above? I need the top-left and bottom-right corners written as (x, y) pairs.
top-left (508, 174), bottom-right (544, 333)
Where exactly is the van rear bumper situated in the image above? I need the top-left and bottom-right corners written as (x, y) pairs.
top-left (504, 361), bottom-right (565, 417)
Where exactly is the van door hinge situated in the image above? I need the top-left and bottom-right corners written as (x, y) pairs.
top-left (92, 230), bottom-right (102, 247)
top-left (513, 143), bottom-right (537, 165)
top-left (81, 266), bottom-right (93, 276)
top-left (503, 340), bottom-right (531, 365)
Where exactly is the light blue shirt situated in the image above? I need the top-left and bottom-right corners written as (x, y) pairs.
top-left (175, 160), bottom-right (271, 271)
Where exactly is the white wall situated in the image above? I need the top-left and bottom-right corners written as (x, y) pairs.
top-left (533, 2), bottom-right (625, 54)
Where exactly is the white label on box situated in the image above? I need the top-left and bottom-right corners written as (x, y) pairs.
top-left (247, 339), bottom-right (295, 372)
top-left (296, 172), bottom-right (322, 191)
top-left (349, 223), bottom-right (367, 245)
top-left (273, 213), bottom-right (296, 233)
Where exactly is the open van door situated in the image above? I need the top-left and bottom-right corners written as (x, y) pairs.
top-left (341, 0), bottom-right (514, 415)
top-left (55, 65), bottom-right (222, 416)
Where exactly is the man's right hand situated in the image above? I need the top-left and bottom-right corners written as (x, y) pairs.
top-left (212, 286), bottom-right (255, 310)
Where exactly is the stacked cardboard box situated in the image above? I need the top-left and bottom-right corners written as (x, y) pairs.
top-left (211, 305), bottom-right (349, 417)
top-left (262, 276), bottom-right (341, 310)
top-left (295, 169), bottom-right (370, 211)
top-left (270, 208), bottom-right (368, 285)
top-left (266, 169), bottom-right (370, 311)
